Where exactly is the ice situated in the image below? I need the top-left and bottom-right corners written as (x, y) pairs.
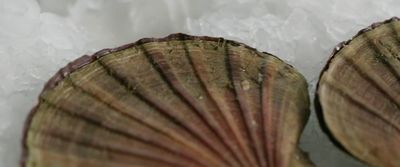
top-left (1, 0), bottom-right (400, 166)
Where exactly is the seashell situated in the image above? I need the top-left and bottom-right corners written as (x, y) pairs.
top-left (22, 33), bottom-right (313, 167)
top-left (316, 17), bottom-right (400, 167)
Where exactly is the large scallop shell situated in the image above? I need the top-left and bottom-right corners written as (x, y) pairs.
top-left (317, 18), bottom-right (400, 167)
top-left (22, 33), bottom-right (313, 167)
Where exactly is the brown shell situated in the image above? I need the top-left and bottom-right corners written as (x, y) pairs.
top-left (317, 17), bottom-right (400, 167)
top-left (22, 33), bottom-right (313, 167)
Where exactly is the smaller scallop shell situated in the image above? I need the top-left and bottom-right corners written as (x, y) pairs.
top-left (317, 17), bottom-right (400, 167)
top-left (22, 33), bottom-right (313, 167)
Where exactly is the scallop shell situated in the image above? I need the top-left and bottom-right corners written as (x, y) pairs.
top-left (22, 33), bottom-right (313, 167)
top-left (317, 17), bottom-right (400, 167)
